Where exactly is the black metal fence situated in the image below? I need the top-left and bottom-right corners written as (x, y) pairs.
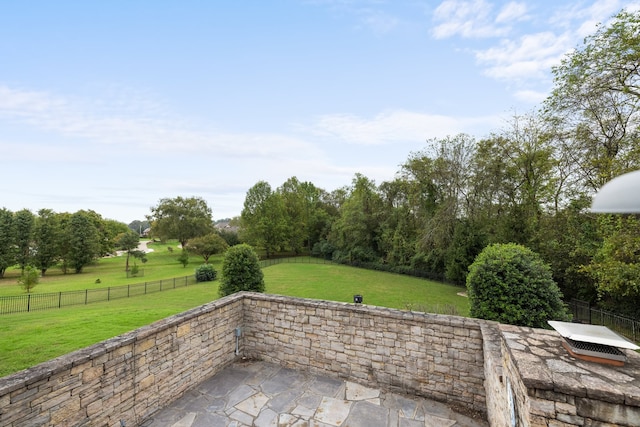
top-left (258, 256), bottom-right (452, 284)
top-left (258, 256), bottom-right (336, 268)
top-left (0, 276), bottom-right (197, 315)
top-left (568, 299), bottom-right (640, 343)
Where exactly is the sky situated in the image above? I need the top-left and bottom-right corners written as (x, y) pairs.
top-left (1, 0), bottom-right (638, 224)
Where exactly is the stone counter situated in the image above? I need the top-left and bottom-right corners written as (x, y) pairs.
top-left (499, 323), bottom-right (640, 426)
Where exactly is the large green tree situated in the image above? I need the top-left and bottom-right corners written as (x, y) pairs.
top-left (277, 177), bottom-right (327, 254)
top-left (148, 196), bottom-right (214, 249)
top-left (330, 174), bottom-right (383, 263)
top-left (14, 209), bottom-right (35, 272)
top-left (33, 209), bottom-right (62, 276)
top-left (100, 217), bottom-right (130, 256)
top-left (389, 135), bottom-right (475, 275)
top-left (0, 208), bottom-right (16, 278)
top-left (444, 219), bottom-right (486, 286)
top-left (379, 178), bottom-right (419, 267)
top-left (241, 182), bottom-right (288, 257)
top-left (468, 114), bottom-right (556, 249)
top-left (63, 211), bottom-right (102, 274)
top-left (535, 197), bottom-right (600, 302)
top-left (544, 9), bottom-right (640, 191)
top-left (582, 215), bottom-right (640, 318)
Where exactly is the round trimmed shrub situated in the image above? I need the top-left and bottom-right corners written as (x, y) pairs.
top-left (466, 243), bottom-right (569, 328)
top-left (219, 244), bottom-right (264, 297)
top-left (195, 263), bottom-right (217, 282)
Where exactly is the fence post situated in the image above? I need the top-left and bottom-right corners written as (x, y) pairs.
top-left (145, 282), bottom-right (147, 294)
top-left (85, 289), bottom-right (88, 305)
top-left (27, 294), bottom-right (31, 312)
top-left (59, 292), bottom-right (62, 308)
top-left (108, 287), bottom-right (111, 301)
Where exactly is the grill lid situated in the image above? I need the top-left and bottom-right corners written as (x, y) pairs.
top-left (548, 321), bottom-right (639, 350)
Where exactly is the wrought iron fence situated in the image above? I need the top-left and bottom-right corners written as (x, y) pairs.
top-left (568, 299), bottom-right (640, 343)
top-left (0, 276), bottom-right (198, 315)
top-left (258, 256), bottom-right (335, 268)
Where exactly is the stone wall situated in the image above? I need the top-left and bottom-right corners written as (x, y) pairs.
top-left (0, 294), bottom-right (244, 427)
top-left (480, 323), bottom-right (512, 425)
top-left (242, 293), bottom-right (487, 416)
top-left (1, 292), bottom-right (640, 426)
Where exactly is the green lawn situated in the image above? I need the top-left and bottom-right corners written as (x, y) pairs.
top-left (0, 253), bottom-right (469, 378)
top-left (0, 284), bottom-right (221, 377)
top-left (0, 241), bottom-right (222, 296)
top-left (263, 262), bottom-right (469, 315)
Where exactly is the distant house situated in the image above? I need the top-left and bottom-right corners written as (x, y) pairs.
top-left (214, 221), bottom-right (239, 234)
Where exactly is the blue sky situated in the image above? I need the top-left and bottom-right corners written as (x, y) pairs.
top-left (1, 0), bottom-right (638, 223)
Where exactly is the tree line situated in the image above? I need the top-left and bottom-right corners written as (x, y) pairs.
top-left (0, 208), bottom-right (131, 277)
top-left (239, 10), bottom-right (640, 318)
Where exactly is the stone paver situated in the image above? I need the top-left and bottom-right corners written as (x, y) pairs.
top-left (346, 381), bottom-right (380, 401)
top-left (141, 361), bottom-right (488, 427)
top-left (314, 396), bottom-right (352, 425)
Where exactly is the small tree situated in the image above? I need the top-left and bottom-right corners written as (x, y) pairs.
top-left (178, 250), bottom-right (189, 267)
top-left (466, 243), bottom-right (569, 328)
top-left (185, 233), bottom-right (229, 263)
top-left (116, 230), bottom-right (140, 272)
top-left (219, 244), bottom-right (265, 297)
top-left (18, 265), bottom-right (39, 293)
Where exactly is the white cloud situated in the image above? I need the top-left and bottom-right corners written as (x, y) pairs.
top-left (495, 2), bottom-right (529, 24)
top-left (555, 0), bottom-right (626, 37)
top-left (428, 0), bottom-right (640, 109)
top-left (475, 31), bottom-right (573, 81)
top-left (0, 85), bottom-right (324, 160)
top-left (432, 0), bottom-right (513, 39)
top-left (306, 109), bottom-right (500, 145)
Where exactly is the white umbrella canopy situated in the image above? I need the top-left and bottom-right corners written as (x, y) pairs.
top-left (591, 170), bottom-right (640, 213)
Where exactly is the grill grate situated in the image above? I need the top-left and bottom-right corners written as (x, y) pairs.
top-left (564, 337), bottom-right (626, 363)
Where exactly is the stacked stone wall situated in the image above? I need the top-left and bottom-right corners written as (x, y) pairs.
top-left (480, 323), bottom-right (513, 426)
top-left (0, 294), bottom-right (244, 427)
top-left (2, 292), bottom-right (639, 426)
top-left (242, 293), bottom-right (487, 416)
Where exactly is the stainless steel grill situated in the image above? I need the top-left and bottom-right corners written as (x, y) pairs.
top-left (563, 337), bottom-right (626, 362)
top-left (548, 320), bottom-right (639, 366)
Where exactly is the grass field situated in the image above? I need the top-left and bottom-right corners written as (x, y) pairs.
top-left (0, 247), bottom-right (469, 377)
top-left (0, 241), bottom-right (220, 296)
top-left (263, 262), bottom-right (469, 315)
top-left (0, 284), bottom-right (221, 377)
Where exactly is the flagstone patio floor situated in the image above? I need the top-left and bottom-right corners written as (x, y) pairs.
top-left (141, 360), bottom-right (488, 427)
